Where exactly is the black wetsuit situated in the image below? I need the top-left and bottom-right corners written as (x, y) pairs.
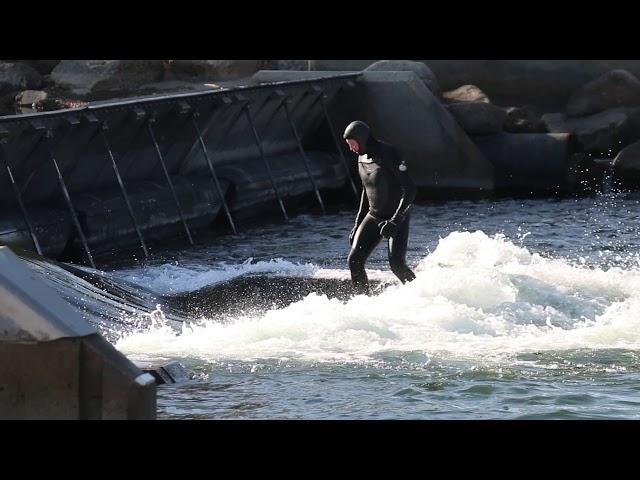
top-left (344, 121), bottom-right (417, 292)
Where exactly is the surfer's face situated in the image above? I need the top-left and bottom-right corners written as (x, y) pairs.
top-left (346, 139), bottom-right (360, 154)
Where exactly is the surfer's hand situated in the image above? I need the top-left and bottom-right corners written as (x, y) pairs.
top-left (349, 226), bottom-right (357, 245)
top-left (378, 220), bottom-right (397, 238)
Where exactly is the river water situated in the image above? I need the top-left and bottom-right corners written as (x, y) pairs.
top-left (35, 193), bottom-right (640, 419)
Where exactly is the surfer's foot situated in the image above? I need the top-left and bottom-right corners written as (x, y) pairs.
top-left (351, 281), bottom-right (370, 296)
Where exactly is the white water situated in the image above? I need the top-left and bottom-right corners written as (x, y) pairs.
top-left (115, 231), bottom-right (640, 364)
top-left (113, 257), bottom-right (393, 294)
top-left (113, 258), bottom-right (318, 295)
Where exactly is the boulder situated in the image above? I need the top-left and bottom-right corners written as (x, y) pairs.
top-left (365, 60), bottom-right (441, 97)
top-left (543, 108), bottom-right (635, 154)
top-left (541, 112), bottom-right (570, 132)
top-left (269, 60), bottom-right (309, 71)
top-left (12, 60), bottom-right (60, 75)
top-left (14, 90), bottom-right (48, 112)
top-left (164, 60), bottom-right (262, 81)
top-left (503, 106), bottom-right (548, 133)
top-left (613, 139), bottom-right (640, 170)
top-left (50, 60), bottom-right (165, 99)
top-left (566, 69), bottom-right (640, 117)
top-left (442, 84), bottom-right (490, 104)
top-left (309, 59), bottom-right (376, 71)
top-left (311, 60), bottom-right (640, 108)
top-left (612, 140), bottom-right (640, 189)
top-left (446, 101), bottom-right (506, 135)
top-left (0, 62), bottom-right (43, 94)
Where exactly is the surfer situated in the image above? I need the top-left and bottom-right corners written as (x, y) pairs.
top-left (343, 120), bottom-right (417, 293)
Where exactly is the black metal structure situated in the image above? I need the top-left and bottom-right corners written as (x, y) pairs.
top-left (0, 73), bottom-right (361, 264)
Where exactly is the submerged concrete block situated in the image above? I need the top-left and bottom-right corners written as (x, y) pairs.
top-left (0, 246), bottom-right (156, 419)
top-left (137, 360), bottom-right (192, 385)
top-left (446, 101), bottom-right (507, 135)
top-left (472, 133), bottom-right (574, 193)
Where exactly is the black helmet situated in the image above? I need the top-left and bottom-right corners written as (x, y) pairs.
top-left (343, 121), bottom-right (371, 153)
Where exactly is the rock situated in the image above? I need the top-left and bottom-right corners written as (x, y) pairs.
top-left (164, 60), bottom-right (262, 82)
top-left (442, 84), bottom-right (490, 104)
top-left (613, 139), bottom-right (640, 169)
top-left (566, 69), bottom-right (640, 117)
top-left (0, 92), bottom-right (17, 116)
top-left (11, 60), bottom-right (60, 75)
top-left (15, 90), bottom-right (48, 109)
top-left (426, 60), bottom-right (634, 108)
top-left (50, 60), bottom-right (165, 99)
top-left (612, 140), bottom-right (640, 189)
top-left (617, 108), bottom-right (640, 146)
top-left (269, 60), bottom-right (309, 71)
top-left (16, 90), bottom-right (48, 108)
top-left (365, 60), bottom-right (441, 97)
top-left (446, 101), bottom-right (506, 135)
top-left (309, 59), bottom-right (375, 71)
top-left (504, 106), bottom-right (548, 133)
top-left (541, 112), bottom-right (569, 132)
top-left (543, 107), bottom-right (635, 154)
top-left (311, 61), bottom-right (640, 109)
top-left (0, 62), bottom-right (43, 94)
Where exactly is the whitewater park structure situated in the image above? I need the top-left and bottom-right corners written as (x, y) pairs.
top-left (3, 60), bottom-right (640, 418)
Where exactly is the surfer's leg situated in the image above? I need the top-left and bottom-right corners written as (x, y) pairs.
top-left (348, 213), bottom-right (382, 293)
top-left (388, 215), bottom-right (416, 284)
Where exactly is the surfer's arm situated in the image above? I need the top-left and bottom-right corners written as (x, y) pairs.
top-left (388, 150), bottom-right (416, 224)
top-left (355, 188), bottom-right (369, 228)
top-left (350, 188), bottom-right (368, 245)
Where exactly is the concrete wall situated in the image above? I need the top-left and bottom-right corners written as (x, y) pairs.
top-left (0, 246), bottom-right (156, 419)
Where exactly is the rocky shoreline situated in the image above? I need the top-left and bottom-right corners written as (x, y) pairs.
top-left (0, 60), bottom-right (305, 115)
top-left (4, 60), bottom-right (640, 163)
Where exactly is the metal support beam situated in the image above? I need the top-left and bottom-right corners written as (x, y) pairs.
top-left (16, 133), bottom-right (47, 196)
top-left (99, 124), bottom-right (149, 259)
top-left (0, 142), bottom-right (42, 255)
top-left (244, 104), bottom-right (288, 222)
top-left (315, 87), bottom-right (358, 199)
top-left (45, 131), bottom-right (96, 269)
top-left (147, 116), bottom-right (194, 245)
top-left (190, 113), bottom-right (237, 234)
top-left (177, 98), bottom-right (247, 174)
top-left (255, 90), bottom-right (310, 141)
top-left (282, 97), bottom-right (326, 214)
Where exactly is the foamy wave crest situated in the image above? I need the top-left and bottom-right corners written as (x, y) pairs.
top-left (115, 231), bottom-right (640, 363)
top-left (112, 258), bottom-right (319, 295)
